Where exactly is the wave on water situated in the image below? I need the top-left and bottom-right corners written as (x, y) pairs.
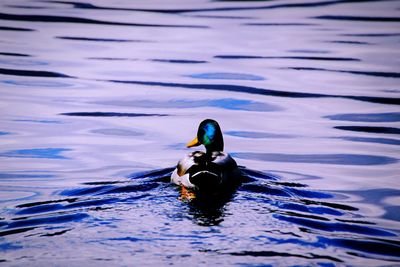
top-left (1, 0), bottom-right (399, 265)
top-left (1, 167), bottom-right (399, 262)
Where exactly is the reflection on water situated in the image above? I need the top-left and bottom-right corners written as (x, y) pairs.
top-left (325, 112), bottom-right (400, 122)
top-left (96, 98), bottom-right (281, 111)
top-left (0, 0), bottom-right (399, 265)
top-left (0, 148), bottom-right (71, 159)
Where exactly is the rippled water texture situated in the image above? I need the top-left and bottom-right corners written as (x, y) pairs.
top-left (1, 0), bottom-right (399, 265)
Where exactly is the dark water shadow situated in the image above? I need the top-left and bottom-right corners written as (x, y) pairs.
top-left (184, 168), bottom-right (250, 227)
top-left (87, 57), bottom-right (138, 61)
top-left (288, 49), bottom-right (330, 54)
top-left (56, 36), bottom-right (148, 42)
top-left (0, 52), bottom-right (31, 57)
top-left (314, 15), bottom-right (400, 22)
top-left (0, 12), bottom-right (208, 28)
top-left (187, 193), bottom-right (233, 226)
top-left (0, 67), bottom-right (72, 78)
top-left (244, 23), bottom-right (319, 26)
top-left (328, 40), bottom-right (372, 45)
top-left (335, 126), bottom-right (400, 135)
top-left (60, 112), bottom-right (168, 117)
top-left (151, 59), bottom-right (208, 64)
top-left (341, 33), bottom-right (400, 37)
top-left (215, 55), bottom-right (359, 61)
top-left (0, 26), bottom-right (35, 32)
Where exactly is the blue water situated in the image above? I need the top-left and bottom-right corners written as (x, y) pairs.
top-left (1, 0), bottom-right (399, 265)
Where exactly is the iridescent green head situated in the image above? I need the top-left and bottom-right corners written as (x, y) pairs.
top-left (186, 119), bottom-right (224, 153)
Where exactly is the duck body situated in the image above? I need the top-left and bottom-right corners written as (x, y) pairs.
top-left (171, 119), bottom-right (240, 193)
top-left (171, 150), bottom-right (238, 191)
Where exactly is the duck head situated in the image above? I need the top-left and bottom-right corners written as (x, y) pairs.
top-left (186, 119), bottom-right (224, 153)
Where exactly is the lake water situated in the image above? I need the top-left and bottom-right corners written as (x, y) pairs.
top-left (1, 0), bottom-right (399, 265)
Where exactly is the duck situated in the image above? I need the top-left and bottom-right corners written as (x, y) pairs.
top-left (171, 119), bottom-right (239, 197)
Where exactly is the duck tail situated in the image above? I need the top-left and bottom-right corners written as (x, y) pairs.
top-left (190, 171), bottom-right (221, 191)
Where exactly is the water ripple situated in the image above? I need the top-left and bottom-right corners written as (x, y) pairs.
top-left (0, 52), bottom-right (31, 57)
top-left (6, 213), bottom-right (89, 229)
top-left (225, 131), bottom-right (295, 138)
top-left (0, 12), bottom-right (208, 28)
top-left (244, 23), bottom-right (319, 26)
top-left (318, 236), bottom-right (400, 258)
top-left (227, 250), bottom-right (343, 262)
top-left (336, 136), bottom-right (400, 146)
top-left (335, 126), bottom-right (400, 135)
top-left (1, 0), bottom-right (399, 264)
top-left (2, 79), bottom-right (75, 88)
top-left (0, 26), bottom-right (34, 31)
top-left (90, 128), bottom-right (143, 137)
top-left (0, 148), bottom-right (70, 159)
top-left (325, 112), bottom-right (400, 122)
top-left (0, 167), bottom-right (397, 262)
top-left (233, 152), bottom-right (398, 165)
top-left (216, 55), bottom-right (360, 61)
top-left (287, 67), bottom-right (400, 78)
top-left (275, 215), bottom-right (396, 236)
top-left (340, 33), bottom-right (400, 37)
top-left (314, 15), bottom-right (400, 22)
top-left (60, 112), bottom-right (168, 117)
top-left (45, 0), bottom-right (392, 14)
top-left (56, 36), bottom-right (149, 42)
top-left (187, 72), bottom-right (265, 81)
top-left (151, 59), bottom-right (207, 64)
top-left (95, 98), bottom-right (281, 112)
top-left (328, 40), bottom-right (371, 45)
top-left (0, 67), bottom-right (71, 78)
top-left (109, 79), bottom-right (400, 105)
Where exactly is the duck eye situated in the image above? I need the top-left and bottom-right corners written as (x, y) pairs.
top-left (198, 128), bottom-right (205, 139)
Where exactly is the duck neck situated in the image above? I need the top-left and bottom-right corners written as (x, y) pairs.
top-left (205, 142), bottom-right (223, 155)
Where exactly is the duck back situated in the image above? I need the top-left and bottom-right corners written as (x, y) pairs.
top-left (171, 151), bottom-right (239, 192)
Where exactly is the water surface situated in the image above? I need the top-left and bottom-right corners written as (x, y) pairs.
top-left (0, 0), bottom-right (399, 265)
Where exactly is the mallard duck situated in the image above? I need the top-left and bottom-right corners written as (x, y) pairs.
top-left (171, 119), bottom-right (239, 194)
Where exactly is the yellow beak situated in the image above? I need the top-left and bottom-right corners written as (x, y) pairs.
top-left (186, 137), bottom-right (200, 148)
